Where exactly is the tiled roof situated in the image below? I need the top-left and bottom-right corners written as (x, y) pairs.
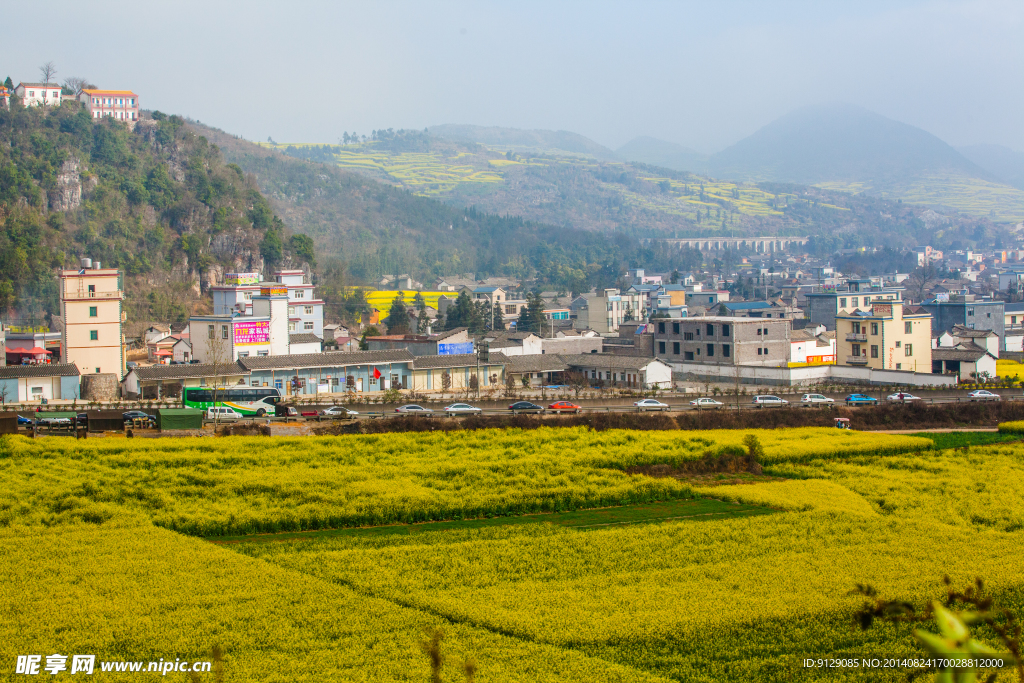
top-left (951, 325), bottom-right (997, 338)
top-left (561, 353), bottom-right (667, 370)
top-left (435, 327), bottom-right (468, 340)
top-left (504, 354), bottom-right (570, 374)
top-left (289, 333), bottom-right (323, 345)
top-left (238, 349), bottom-right (414, 371)
top-left (132, 362), bottom-right (248, 381)
top-left (932, 347), bottom-right (988, 362)
top-left (0, 363), bottom-right (80, 379)
top-left (413, 354), bottom-right (504, 370)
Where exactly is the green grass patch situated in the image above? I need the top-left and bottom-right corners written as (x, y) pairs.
top-left (210, 497), bottom-right (773, 544)
top-left (911, 431), bottom-right (1021, 450)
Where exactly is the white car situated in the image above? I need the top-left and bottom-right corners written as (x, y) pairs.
top-left (395, 404), bottom-right (434, 414)
top-left (752, 395), bottom-right (788, 407)
top-left (887, 392), bottom-right (921, 402)
top-left (800, 393), bottom-right (834, 405)
top-left (206, 406), bottom-right (242, 420)
top-left (689, 397), bottom-right (724, 408)
top-left (444, 403), bottom-right (482, 414)
top-left (633, 398), bottom-right (669, 411)
top-left (321, 406), bottom-right (359, 417)
top-left (968, 389), bottom-right (1000, 401)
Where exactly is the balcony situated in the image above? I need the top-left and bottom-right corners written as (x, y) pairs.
top-left (846, 333), bottom-right (868, 342)
top-left (65, 290), bottom-right (123, 300)
top-left (846, 355), bottom-right (869, 365)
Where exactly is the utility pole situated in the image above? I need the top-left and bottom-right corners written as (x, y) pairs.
top-left (475, 342), bottom-right (482, 400)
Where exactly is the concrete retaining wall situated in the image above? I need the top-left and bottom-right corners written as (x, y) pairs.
top-left (671, 362), bottom-right (957, 387)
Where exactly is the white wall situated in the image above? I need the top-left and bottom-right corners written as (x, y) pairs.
top-left (670, 361), bottom-right (957, 387)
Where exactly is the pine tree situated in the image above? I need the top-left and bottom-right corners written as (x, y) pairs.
top-left (382, 293), bottom-right (411, 334)
top-left (491, 302), bottom-right (505, 331)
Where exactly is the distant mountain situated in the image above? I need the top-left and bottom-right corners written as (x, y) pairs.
top-left (708, 103), bottom-right (988, 185)
top-left (956, 144), bottom-right (1024, 190)
top-left (427, 124), bottom-right (617, 159)
top-left (704, 103), bottom-right (1023, 222)
top-left (616, 136), bottom-right (709, 173)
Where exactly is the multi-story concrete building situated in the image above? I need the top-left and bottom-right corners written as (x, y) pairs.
top-left (570, 288), bottom-right (643, 334)
top-left (59, 261), bottom-right (124, 376)
top-left (189, 288), bottom-right (290, 363)
top-left (653, 316), bottom-right (791, 366)
top-left (79, 89), bottom-right (140, 125)
top-left (14, 82), bottom-right (62, 107)
top-left (835, 301), bottom-right (932, 372)
top-left (274, 270), bottom-right (324, 338)
top-left (211, 272), bottom-right (261, 315)
top-left (805, 286), bottom-right (903, 330)
top-left (920, 295), bottom-right (1004, 346)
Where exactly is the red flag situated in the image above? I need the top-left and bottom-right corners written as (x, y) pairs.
top-left (373, 367), bottom-right (382, 379)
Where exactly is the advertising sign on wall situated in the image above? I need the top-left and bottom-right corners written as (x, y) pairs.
top-left (260, 285), bottom-right (288, 296)
top-left (233, 320), bottom-right (270, 345)
top-left (872, 303), bottom-right (892, 317)
top-left (224, 273), bottom-right (260, 286)
top-left (439, 342), bottom-right (474, 355)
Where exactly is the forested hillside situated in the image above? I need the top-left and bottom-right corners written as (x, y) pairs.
top-left (0, 100), bottom-right (312, 327)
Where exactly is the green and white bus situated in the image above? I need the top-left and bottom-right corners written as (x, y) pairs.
top-left (182, 387), bottom-right (282, 416)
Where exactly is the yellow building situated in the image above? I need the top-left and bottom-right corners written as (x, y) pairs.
top-left (59, 263), bottom-right (125, 376)
top-left (836, 301), bottom-right (932, 372)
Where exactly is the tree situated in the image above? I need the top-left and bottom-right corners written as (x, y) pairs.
top-left (358, 325), bottom-right (380, 350)
top-left (3, 77), bottom-right (12, 91)
top-left (564, 371), bottom-right (588, 398)
top-left (444, 291), bottom-right (476, 330)
top-left (906, 263), bottom-right (939, 303)
top-left (39, 61), bottom-right (57, 84)
top-left (260, 228), bottom-right (283, 271)
top-left (503, 371), bottom-right (518, 398)
top-left (491, 303), bottom-right (505, 331)
top-left (516, 292), bottom-right (545, 334)
top-left (670, 270), bottom-right (680, 285)
top-left (62, 77), bottom-right (90, 97)
top-left (383, 293), bottom-right (412, 334)
top-left (441, 371), bottom-right (452, 393)
top-left (287, 234), bottom-right (316, 267)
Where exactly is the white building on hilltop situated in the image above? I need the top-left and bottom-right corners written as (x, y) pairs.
top-left (14, 82), bottom-right (62, 107)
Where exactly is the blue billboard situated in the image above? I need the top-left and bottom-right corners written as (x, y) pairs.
top-left (438, 342), bottom-right (474, 355)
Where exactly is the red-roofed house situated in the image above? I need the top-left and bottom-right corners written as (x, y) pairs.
top-left (79, 89), bottom-right (140, 126)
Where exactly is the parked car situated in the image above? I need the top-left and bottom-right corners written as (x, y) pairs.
top-left (689, 397), bottom-right (724, 408)
top-left (123, 410), bottom-right (156, 427)
top-left (17, 415), bottom-right (33, 426)
top-left (968, 389), bottom-right (1000, 401)
top-left (752, 395), bottom-right (788, 407)
top-left (300, 410), bottom-right (319, 418)
top-left (548, 401), bottom-right (582, 413)
top-left (845, 393), bottom-right (879, 406)
top-left (126, 361), bottom-right (139, 369)
top-left (396, 404), bottom-right (433, 414)
top-left (276, 405), bottom-right (299, 417)
top-left (887, 392), bottom-right (922, 402)
top-left (206, 406), bottom-right (242, 420)
top-left (633, 398), bottom-right (669, 411)
top-left (800, 393), bottom-right (835, 405)
top-left (443, 403), bottom-right (482, 415)
top-left (509, 401), bottom-right (544, 414)
top-left (321, 406), bottom-right (359, 418)
top-left (76, 413), bottom-right (89, 427)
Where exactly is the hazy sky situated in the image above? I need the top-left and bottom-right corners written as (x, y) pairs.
top-left (5, 0), bottom-right (1022, 153)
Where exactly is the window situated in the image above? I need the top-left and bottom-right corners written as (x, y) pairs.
top-left (852, 297), bottom-right (859, 307)
top-left (1014, 316), bottom-right (1018, 325)
top-left (257, 350), bottom-right (269, 357)
top-left (757, 348), bottom-right (763, 355)
top-left (852, 344), bottom-right (861, 356)
top-left (672, 322), bottom-right (680, 335)
top-left (905, 344), bottom-right (913, 357)
top-left (89, 330), bottom-right (98, 341)
top-left (723, 344), bottom-right (731, 357)
top-left (706, 344), bottom-right (715, 357)
top-left (89, 306), bottom-right (97, 317)
top-left (870, 345), bottom-right (879, 358)
top-left (295, 290), bottom-right (305, 298)
top-left (905, 321), bottom-right (913, 334)
top-left (304, 306), bottom-right (313, 315)
top-left (303, 321), bottom-right (314, 331)
top-left (757, 328), bottom-right (762, 336)
top-left (871, 323), bottom-right (878, 335)
top-left (288, 322), bottom-right (296, 332)
top-left (208, 324), bottom-right (215, 339)
top-left (684, 332), bottom-right (694, 340)
top-left (840, 298), bottom-right (847, 308)
top-left (673, 342), bottom-right (680, 355)
top-left (658, 341), bottom-right (666, 354)
top-left (288, 307), bottom-right (295, 315)
top-left (895, 341), bottom-right (901, 348)
top-left (864, 296), bottom-right (871, 304)
top-left (88, 284), bottom-right (95, 295)
top-left (762, 328), bottom-right (768, 336)
top-left (722, 324), bottom-right (730, 336)
top-left (684, 351), bottom-right (694, 360)
top-left (706, 324), bottom-right (714, 336)
top-left (31, 386), bottom-right (42, 395)
top-left (987, 312), bottom-right (992, 318)
top-left (238, 352), bottom-right (249, 357)
top-left (658, 322), bottom-right (666, 334)
top-left (967, 308), bottom-right (974, 316)
top-left (896, 363), bottom-right (902, 369)
top-left (221, 325), bottom-right (229, 339)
